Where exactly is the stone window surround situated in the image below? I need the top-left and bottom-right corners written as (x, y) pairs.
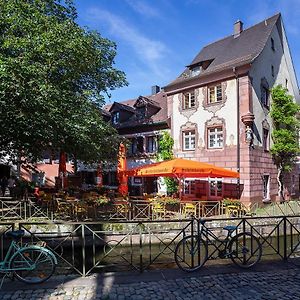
top-left (180, 122), bottom-right (198, 152)
top-left (178, 89), bottom-right (199, 116)
top-left (262, 174), bottom-right (270, 201)
top-left (262, 119), bottom-right (270, 152)
top-left (182, 91), bottom-right (195, 110)
top-left (205, 117), bottom-right (226, 150)
top-left (202, 81), bottom-right (227, 113)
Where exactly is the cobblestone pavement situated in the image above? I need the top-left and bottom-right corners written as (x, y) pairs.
top-left (1, 264), bottom-right (300, 299)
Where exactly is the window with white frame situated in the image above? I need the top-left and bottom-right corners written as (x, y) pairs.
top-left (129, 138), bottom-right (137, 155)
top-left (262, 175), bottom-right (270, 200)
top-left (208, 84), bottom-right (222, 104)
top-left (184, 180), bottom-right (193, 194)
top-left (112, 112), bottom-right (120, 124)
top-left (183, 130), bottom-right (195, 150)
top-left (208, 127), bottom-right (223, 149)
top-left (209, 179), bottom-right (222, 197)
top-left (183, 91), bottom-right (195, 110)
top-left (191, 66), bottom-right (201, 77)
top-left (146, 136), bottom-right (157, 153)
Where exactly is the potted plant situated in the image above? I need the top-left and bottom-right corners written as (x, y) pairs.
top-left (162, 197), bottom-right (180, 212)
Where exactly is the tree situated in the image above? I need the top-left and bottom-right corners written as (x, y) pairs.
top-left (0, 0), bottom-right (127, 163)
top-left (270, 85), bottom-right (300, 201)
top-left (156, 131), bottom-right (178, 195)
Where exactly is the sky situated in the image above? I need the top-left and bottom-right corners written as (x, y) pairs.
top-left (75, 0), bottom-right (300, 103)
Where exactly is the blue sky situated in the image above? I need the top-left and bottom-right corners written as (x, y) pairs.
top-left (75, 0), bottom-right (300, 103)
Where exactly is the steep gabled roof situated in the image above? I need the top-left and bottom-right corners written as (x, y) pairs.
top-left (104, 91), bottom-right (168, 128)
top-left (134, 96), bottom-right (160, 109)
top-left (108, 101), bottom-right (135, 113)
top-left (165, 13), bottom-right (281, 89)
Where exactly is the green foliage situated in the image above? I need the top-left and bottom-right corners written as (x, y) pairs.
top-left (270, 85), bottom-right (300, 200)
top-left (156, 131), bottom-right (178, 195)
top-left (222, 198), bottom-right (241, 207)
top-left (156, 131), bottom-right (174, 161)
top-left (270, 85), bottom-right (300, 171)
top-left (0, 0), bottom-right (127, 163)
top-left (157, 196), bottom-right (180, 205)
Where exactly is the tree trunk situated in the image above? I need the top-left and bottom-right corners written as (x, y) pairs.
top-left (277, 165), bottom-right (284, 203)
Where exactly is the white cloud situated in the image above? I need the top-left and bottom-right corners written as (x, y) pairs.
top-left (125, 0), bottom-right (161, 19)
top-left (86, 8), bottom-right (170, 79)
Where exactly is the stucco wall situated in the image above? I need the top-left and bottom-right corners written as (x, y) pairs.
top-left (170, 78), bottom-right (238, 154)
top-left (249, 20), bottom-right (300, 202)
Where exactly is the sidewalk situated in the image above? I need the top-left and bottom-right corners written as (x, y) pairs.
top-left (1, 260), bottom-right (300, 299)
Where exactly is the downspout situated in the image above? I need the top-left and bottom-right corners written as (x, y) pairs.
top-left (233, 67), bottom-right (240, 198)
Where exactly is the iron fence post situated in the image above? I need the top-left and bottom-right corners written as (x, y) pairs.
top-left (139, 222), bottom-right (143, 273)
top-left (191, 216), bottom-right (194, 237)
top-left (24, 201), bottom-right (27, 221)
top-left (283, 216), bottom-right (287, 261)
top-left (82, 224), bottom-right (86, 276)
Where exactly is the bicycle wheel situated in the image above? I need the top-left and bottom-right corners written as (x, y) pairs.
top-left (10, 247), bottom-right (56, 284)
top-left (229, 232), bottom-right (262, 268)
top-left (174, 235), bottom-right (208, 272)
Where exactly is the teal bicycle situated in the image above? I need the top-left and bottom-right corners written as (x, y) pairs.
top-left (0, 230), bottom-right (57, 285)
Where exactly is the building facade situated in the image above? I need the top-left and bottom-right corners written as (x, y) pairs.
top-left (104, 86), bottom-right (170, 195)
top-left (164, 14), bottom-right (300, 205)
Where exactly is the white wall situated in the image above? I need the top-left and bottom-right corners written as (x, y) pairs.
top-left (250, 19), bottom-right (300, 147)
top-left (170, 79), bottom-right (238, 153)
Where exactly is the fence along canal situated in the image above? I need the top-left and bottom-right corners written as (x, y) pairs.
top-left (1, 216), bottom-right (300, 276)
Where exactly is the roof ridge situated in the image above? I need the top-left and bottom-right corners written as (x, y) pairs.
top-left (200, 13), bottom-right (280, 52)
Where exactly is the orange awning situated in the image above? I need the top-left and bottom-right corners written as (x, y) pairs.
top-left (125, 158), bottom-right (239, 178)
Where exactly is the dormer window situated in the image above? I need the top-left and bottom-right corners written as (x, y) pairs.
top-left (183, 91), bottom-right (195, 110)
top-left (137, 107), bottom-right (146, 120)
top-left (191, 66), bottom-right (201, 77)
top-left (112, 112), bottom-right (120, 124)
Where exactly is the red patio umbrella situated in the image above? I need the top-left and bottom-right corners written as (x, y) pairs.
top-left (117, 143), bottom-right (128, 196)
top-left (58, 151), bottom-right (67, 189)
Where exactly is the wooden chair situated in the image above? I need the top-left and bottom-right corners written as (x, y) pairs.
top-left (74, 202), bottom-right (88, 220)
top-left (151, 202), bottom-right (166, 220)
top-left (182, 203), bottom-right (196, 218)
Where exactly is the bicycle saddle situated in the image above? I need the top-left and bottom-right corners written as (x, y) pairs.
top-left (6, 230), bottom-right (25, 239)
top-left (223, 225), bottom-right (237, 232)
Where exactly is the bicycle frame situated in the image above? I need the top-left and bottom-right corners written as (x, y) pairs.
top-left (198, 222), bottom-right (235, 259)
top-left (0, 240), bottom-right (31, 272)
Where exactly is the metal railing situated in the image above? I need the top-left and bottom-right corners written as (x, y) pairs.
top-left (0, 198), bottom-right (52, 221)
top-left (0, 215), bottom-right (298, 276)
top-left (2, 198), bottom-right (300, 222)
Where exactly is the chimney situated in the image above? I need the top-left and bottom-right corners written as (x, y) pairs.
top-left (234, 20), bottom-right (243, 38)
top-left (151, 85), bottom-right (160, 95)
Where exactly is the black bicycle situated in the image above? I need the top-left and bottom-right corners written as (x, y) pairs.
top-left (175, 220), bottom-right (262, 272)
